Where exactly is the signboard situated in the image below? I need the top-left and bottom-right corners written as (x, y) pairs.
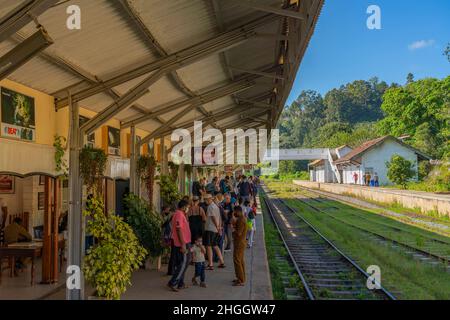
top-left (79, 115), bottom-right (95, 147)
top-left (107, 126), bottom-right (121, 156)
top-left (0, 175), bottom-right (15, 194)
top-left (1, 87), bottom-right (35, 141)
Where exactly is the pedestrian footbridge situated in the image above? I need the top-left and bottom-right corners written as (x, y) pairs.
top-left (264, 149), bottom-right (329, 161)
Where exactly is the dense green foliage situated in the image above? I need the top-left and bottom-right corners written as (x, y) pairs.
top-left (377, 77), bottom-right (449, 159)
top-left (83, 197), bottom-right (147, 299)
top-left (278, 76), bottom-right (449, 159)
top-left (123, 194), bottom-right (165, 258)
top-left (386, 155), bottom-right (415, 189)
top-left (279, 78), bottom-right (388, 149)
top-left (158, 174), bottom-right (181, 207)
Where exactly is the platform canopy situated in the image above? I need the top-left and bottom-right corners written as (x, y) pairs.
top-left (0, 0), bottom-right (323, 144)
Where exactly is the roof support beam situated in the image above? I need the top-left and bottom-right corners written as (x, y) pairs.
top-left (237, 98), bottom-right (274, 109)
top-left (80, 69), bottom-right (166, 134)
top-left (228, 65), bottom-right (284, 80)
top-left (141, 102), bottom-right (256, 143)
top-left (0, 0), bottom-right (59, 43)
top-left (231, 0), bottom-right (306, 20)
top-left (10, 32), bottom-right (167, 126)
top-left (121, 76), bottom-right (257, 129)
top-left (0, 27), bottom-right (53, 81)
top-left (148, 104), bottom-right (268, 142)
top-left (116, 0), bottom-right (209, 118)
top-left (55, 13), bottom-right (279, 109)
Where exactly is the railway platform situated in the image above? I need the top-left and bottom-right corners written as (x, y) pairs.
top-left (122, 199), bottom-right (272, 300)
top-left (42, 198), bottom-right (272, 300)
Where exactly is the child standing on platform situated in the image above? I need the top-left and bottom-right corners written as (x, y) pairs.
top-left (192, 236), bottom-right (207, 288)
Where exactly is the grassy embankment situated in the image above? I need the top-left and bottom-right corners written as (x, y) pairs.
top-left (265, 180), bottom-right (450, 299)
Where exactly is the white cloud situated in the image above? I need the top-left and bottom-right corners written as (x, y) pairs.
top-left (408, 39), bottom-right (435, 51)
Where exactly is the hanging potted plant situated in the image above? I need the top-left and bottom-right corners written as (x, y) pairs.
top-left (168, 161), bottom-right (179, 183)
top-left (83, 197), bottom-right (147, 299)
top-left (137, 155), bottom-right (157, 208)
top-left (79, 146), bottom-right (107, 196)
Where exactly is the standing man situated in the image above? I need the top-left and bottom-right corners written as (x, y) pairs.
top-left (232, 206), bottom-right (247, 286)
top-left (222, 194), bottom-right (234, 252)
top-left (167, 200), bottom-right (191, 292)
top-left (203, 194), bottom-right (225, 269)
top-left (0, 198), bottom-right (7, 229)
top-left (206, 177), bottom-right (218, 195)
top-left (238, 176), bottom-right (251, 203)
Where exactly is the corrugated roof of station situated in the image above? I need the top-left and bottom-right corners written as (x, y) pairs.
top-left (1, 0), bottom-right (324, 138)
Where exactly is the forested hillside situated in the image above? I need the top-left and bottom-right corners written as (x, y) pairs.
top-left (278, 75), bottom-right (449, 160)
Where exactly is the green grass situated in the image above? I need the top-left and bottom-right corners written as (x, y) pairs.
top-left (261, 194), bottom-right (308, 300)
top-left (266, 180), bottom-right (450, 300)
top-left (261, 197), bottom-right (288, 300)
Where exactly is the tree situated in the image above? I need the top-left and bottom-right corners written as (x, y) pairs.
top-left (386, 155), bottom-right (415, 189)
top-left (406, 73), bottom-right (414, 84)
top-left (378, 76), bottom-right (449, 159)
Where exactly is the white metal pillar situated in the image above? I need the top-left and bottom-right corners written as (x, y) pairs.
top-left (67, 93), bottom-right (83, 300)
top-left (129, 125), bottom-right (137, 194)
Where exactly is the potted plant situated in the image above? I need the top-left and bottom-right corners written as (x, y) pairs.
top-left (83, 196), bottom-right (147, 299)
top-left (137, 155), bottom-right (157, 208)
top-left (123, 194), bottom-right (165, 270)
top-left (79, 146), bottom-right (107, 196)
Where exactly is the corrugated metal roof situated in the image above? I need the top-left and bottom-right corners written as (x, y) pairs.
top-left (0, 0), bottom-right (324, 138)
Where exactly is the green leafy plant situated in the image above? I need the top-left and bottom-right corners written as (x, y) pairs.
top-left (137, 155), bottom-right (157, 208)
top-left (82, 196), bottom-right (147, 300)
top-left (386, 155), bottom-right (415, 189)
top-left (79, 146), bottom-right (107, 195)
top-left (168, 161), bottom-right (179, 182)
top-left (123, 194), bottom-right (165, 258)
top-left (53, 135), bottom-right (68, 175)
top-left (158, 174), bottom-right (181, 207)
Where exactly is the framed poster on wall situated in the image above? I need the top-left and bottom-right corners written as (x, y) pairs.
top-left (107, 126), bottom-right (121, 156)
top-left (1, 87), bottom-right (36, 141)
top-left (0, 175), bottom-right (15, 194)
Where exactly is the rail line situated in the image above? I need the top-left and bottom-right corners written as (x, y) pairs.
top-left (293, 186), bottom-right (450, 265)
top-left (297, 186), bottom-right (450, 246)
top-left (261, 186), bottom-right (396, 300)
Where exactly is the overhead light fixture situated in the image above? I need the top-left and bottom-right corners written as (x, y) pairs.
top-left (0, 27), bottom-right (53, 81)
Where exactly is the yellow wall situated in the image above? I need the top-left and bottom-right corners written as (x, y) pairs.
top-left (1, 79), bottom-right (174, 161)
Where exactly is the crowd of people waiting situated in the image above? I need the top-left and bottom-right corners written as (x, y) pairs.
top-left (162, 174), bottom-right (260, 292)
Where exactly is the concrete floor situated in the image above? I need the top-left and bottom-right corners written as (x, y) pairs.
top-left (0, 258), bottom-right (66, 300)
top-left (35, 198), bottom-right (273, 300)
top-left (122, 212), bottom-right (273, 300)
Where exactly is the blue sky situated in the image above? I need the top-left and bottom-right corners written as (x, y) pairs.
top-left (286, 0), bottom-right (450, 105)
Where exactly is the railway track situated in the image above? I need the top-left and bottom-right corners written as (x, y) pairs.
top-left (261, 186), bottom-right (396, 300)
top-left (293, 186), bottom-right (450, 266)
